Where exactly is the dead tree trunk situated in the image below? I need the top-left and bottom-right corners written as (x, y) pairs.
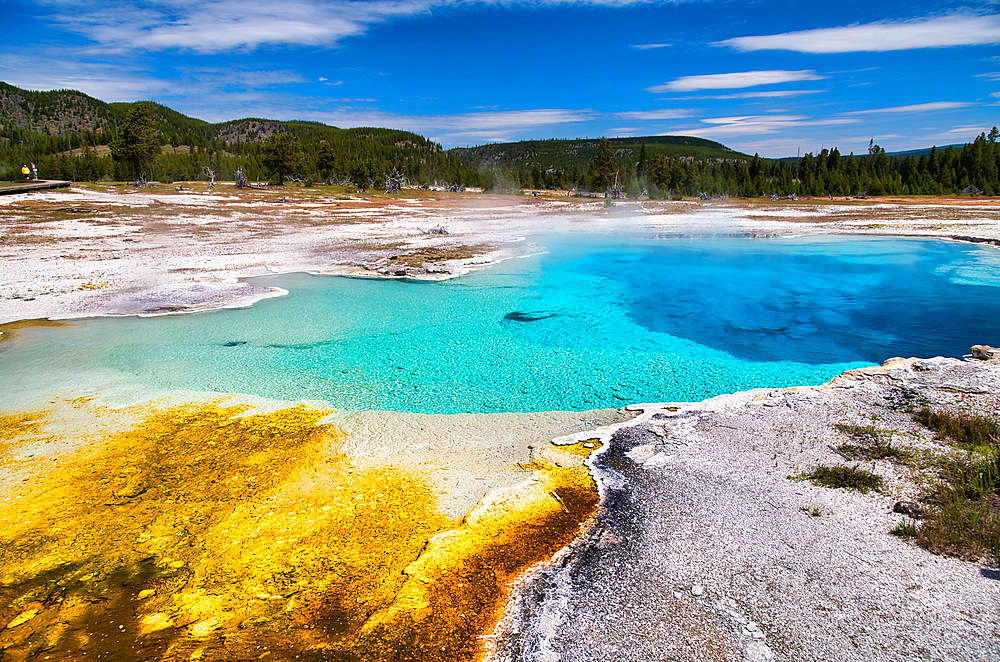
top-left (203, 166), bottom-right (216, 188)
top-left (385, 168), bottom-right (407, 194)
top-left (606, 171), bottom-right (625, 199)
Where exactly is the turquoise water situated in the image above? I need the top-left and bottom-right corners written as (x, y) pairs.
top-left (3, 234), bottom-right (999, 413)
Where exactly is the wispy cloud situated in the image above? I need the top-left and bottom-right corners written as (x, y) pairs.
top-left (630, 42), bottom-right (671, 50)
top-left (303, 107), bottom-right (594, 145)
top-left (38, 0), bottom-right (674, 54)
top-left (919, 126), bottom-right (995, 144)
top-left (677, 89), bottom-right (824, 100)
top-left (0, 54), bottom-right (174, 101)
top-left (841, 102), bottom-right (970, 115)
top-left (941, 125), bottom-right (992, 135)
top-left (615, 109), bottom-right (691, 120)
top-left (647, 70), bottom-right (825, 93)
top-left (674, 114), bottom-right (859, 139)
top-left (185, 68), bottom-right (309, 87)
top-left (53, 1), bottom-right (397, 53)
top-left (718, 13), bottom-right (1000, 53)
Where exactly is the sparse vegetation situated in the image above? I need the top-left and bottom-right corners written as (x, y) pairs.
top-left (896, 409), bottom-right (1000, 563)
top-left (386, 244), bottom-right (491, 269)
top-left (804, 465), bottom-right (883, 493)
top-left (834, 422), bottom-right (911, 461)
top-left (890, 520), bottom-right (919, 539)
top-left (913, 407), bottom-right (1000, 449)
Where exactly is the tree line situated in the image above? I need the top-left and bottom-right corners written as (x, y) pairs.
top-left (2, 100), bottom-right (998, 197)
top-left (514, 132), bottom-right (1000, 198)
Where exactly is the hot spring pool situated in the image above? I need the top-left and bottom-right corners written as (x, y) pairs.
top-left (3, 234), bottom-right (999, 413)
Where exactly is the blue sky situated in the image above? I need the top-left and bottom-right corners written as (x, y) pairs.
top-left (2, 0), bottom-right (998, 156)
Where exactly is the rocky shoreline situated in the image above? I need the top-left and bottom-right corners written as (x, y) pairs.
top-left (495, 351), bottom-right (1000, 661)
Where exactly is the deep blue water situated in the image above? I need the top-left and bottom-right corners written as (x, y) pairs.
top-left (577, 235), bottom-right (1000, 364)
top-left (3, 234), bottom-right (998, 413)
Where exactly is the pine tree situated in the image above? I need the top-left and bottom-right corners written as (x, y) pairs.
top-left (260, 133), bottom-right (302, 186)
top-left (590, 138), bottom-right (618, 193)
top-left (110, 102), bottom-right (160, 182)
top-left (636, 142), bottom-right (649, 179)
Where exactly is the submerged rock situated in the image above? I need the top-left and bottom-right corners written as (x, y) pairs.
top-left (504, 311), bottom-right (556, 323)
top-left (971, 344), bottom-right (1000, 362)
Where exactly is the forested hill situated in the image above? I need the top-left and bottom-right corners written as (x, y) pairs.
top-left (451, 135), bottom-right (747, 170)
top-left (0, 82), bottom-right (472, 186)
top-left (1, 82), bottom-right (756, 190)
top-left (451, 132), bottom-right (999, 196)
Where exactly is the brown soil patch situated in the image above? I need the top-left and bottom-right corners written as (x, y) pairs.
top-left (387, 244), bottom-right (493, 268)
top-left (0, 319), bottom-right (70, 344)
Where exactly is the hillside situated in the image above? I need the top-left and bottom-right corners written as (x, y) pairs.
top-left (450, 135), bottom-right (749, 170)
top-left (885, 144), bottom-right (967, 158)
top-left (0, 82), bottom-right (474, 186)
top-left (0, 82), bottom-right (119, 135)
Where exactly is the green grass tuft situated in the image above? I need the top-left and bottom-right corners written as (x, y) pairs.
top-left (834, 423), bottom-right (911, 462)
top-left (899, 409), bottom-right (1000, 563)
top-left (890, 520), bottom-right (919, 539)
top-left (913, 407), bottom-right (1000, 450)
top-left (904, 482), bottom-right (1000, 562)
top-left (805, 465), bottom-right (883, 493)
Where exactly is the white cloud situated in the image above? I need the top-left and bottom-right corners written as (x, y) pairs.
top-left (0, 55), bottom-right (174, 102)
top-left (912, 126), bottom-right (995, 146)
top-left (677, 89), bottom-right (824, 100)
top-left (297, 107), bottom-right (593, 145)
top-left (434, 108), bottom-right (591, 132)
top-left (631, 42), bottom-right (672, 50)
top-left (718, 13), bottom-right (1000, 53)
top-left (935, 125), bottom-right (993, 136)
top-left (616, 109), bottom-right (691, 120)
top-left (185, 68), bottom-right (308, 87)
top-left (647, 70), bottom-right (825, 93)
top-left (38, 0), bottom-right (673, 53)
top-left (673, 114), bottom-right (859, 139)
top-left (841, 102), bottom-right (969, 115)
top-left (64, 1), bottom-right (388, 53)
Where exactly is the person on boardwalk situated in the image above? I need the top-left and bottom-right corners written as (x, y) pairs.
top-left (30, 163), bottom-right (37, 181)
top-left (21, 164), bottom-right (29, 181)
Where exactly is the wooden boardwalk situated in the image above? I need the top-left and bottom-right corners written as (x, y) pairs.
top-left (0, 180), bottom-right (72, 195)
